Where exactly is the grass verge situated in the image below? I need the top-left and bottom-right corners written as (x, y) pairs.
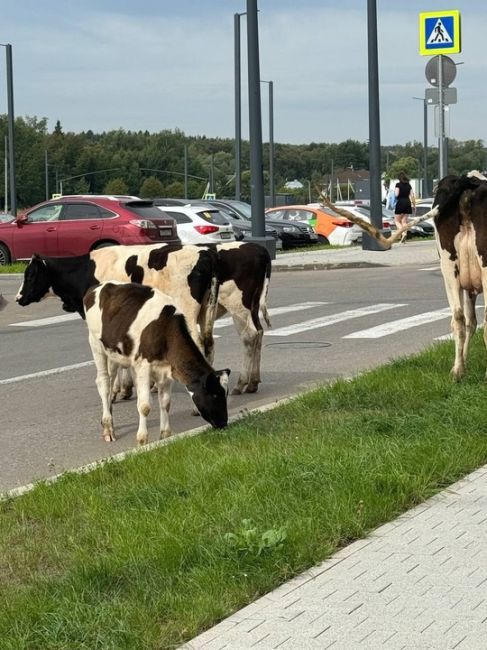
top-left (0, 261), bottom-right (27, 273)
top-left (2, 335), bottom-right (487, 648)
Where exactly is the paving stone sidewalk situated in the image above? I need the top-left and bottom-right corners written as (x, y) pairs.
top-left (182, 464), bottom-right (487, 650)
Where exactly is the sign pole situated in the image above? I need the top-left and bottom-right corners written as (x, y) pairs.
top-left (438, 55), bottom-right (445, 179)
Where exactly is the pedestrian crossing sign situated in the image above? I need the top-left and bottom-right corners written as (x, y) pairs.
top-left (419, 10), bottom-right (461, 56)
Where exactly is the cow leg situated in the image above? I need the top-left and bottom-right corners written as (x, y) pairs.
top-left (89, 334), bottom-right (115, 442)
top-left (157, 378), bottom-right (173, 439)
top-left (230, 313), bottom-right (261, 395)
top-left (441, 261), bottom-right (466, 380)
top-left (463, 290), bottom-right (477, 366)
top-left (119, 367), bottom-right (134, 400)
top-left (134, 365), bottom-right (152, 446)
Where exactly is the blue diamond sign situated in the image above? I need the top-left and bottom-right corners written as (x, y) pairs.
top-left (419, 10), bottom-right (461, 56)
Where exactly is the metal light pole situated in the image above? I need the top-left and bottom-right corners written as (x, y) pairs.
top-left (183, 143), bottom-right (188, 199)
top-left (234, 12), bottom-right (245, 201)
top-left (44, 150), bottom-right (49, 200)
top-left (246, 0), bottom-right (275, 257)
top-left (261, 80), bottom-right (275, 207)
top-left (364, 0), bottom-right (383, 251)
top-left (4, 135), bottom-right (7, 212)
top-left (412, 97), bottom-right (428, 197)
top-left (1, 44), bottom-right (16, 216)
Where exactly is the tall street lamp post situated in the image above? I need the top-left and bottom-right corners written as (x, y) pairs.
top-left (234, 12), bottom-right (245, 201)
top-left (260, 79), bottom-right (275, 207)
top-left (364, 0), bottom-right (384, 251)
top-left (1, 43), bottom-right (16, 216)
top-left (412, 96), bottom-right (429, 197)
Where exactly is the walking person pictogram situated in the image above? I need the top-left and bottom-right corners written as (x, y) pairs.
top-left (432, 21), bottom-right (446, 42)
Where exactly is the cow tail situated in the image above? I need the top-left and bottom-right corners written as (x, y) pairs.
top-left (259, 260), bottom-right (272, 328)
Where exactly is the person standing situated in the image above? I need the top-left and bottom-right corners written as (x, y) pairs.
top-left (394, 171), bottom-right (415, 242)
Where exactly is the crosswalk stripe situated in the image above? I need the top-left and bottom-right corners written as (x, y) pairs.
top-left (9, 313), bottom-right (80, 327)
top-left (0, 361), bottom-right (94, 385)
top-left (266, 303), bottom-right (406, 337)
top-left (214, 301), bottom-right (329, 329)
top-left (344, 307), bottom-right (452, 339)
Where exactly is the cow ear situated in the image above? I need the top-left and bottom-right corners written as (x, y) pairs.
top-left (32, 253), bottom-right (46, 266)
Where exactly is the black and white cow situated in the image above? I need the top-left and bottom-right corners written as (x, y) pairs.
top-left (16, 244), bottom-right (219, 361)
top-left (16, 240), bottom-right (272, 395)
top-left (83, 281), bottom-right (230, 444)
top-left (430, 170), bottom-right (487, 380)
top-left (208, 242), bottom-right (271, 394)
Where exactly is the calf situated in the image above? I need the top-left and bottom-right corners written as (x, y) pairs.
top-left (83, 281), bottom-right (230, 444)
top-left (431, 171), bottom-right (487, 379)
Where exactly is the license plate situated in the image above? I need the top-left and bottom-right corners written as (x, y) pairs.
top-left (221, 232), bottom-right (232, 239)
top-left (159, 228), bottom-right (172, 237)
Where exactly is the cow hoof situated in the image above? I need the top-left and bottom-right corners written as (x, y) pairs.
top-left (192, 407), bottom-right (200, 416)
top-left (244, 383), bottom-right (259, 394)
top-left (160, 430), bottom-right (172, 439)
top-left (121, 389), bottom-right (133, 400)
top-left (103, 432), bottom-right (115, 442)
top-left (231, 386), bottom-right (243, 395)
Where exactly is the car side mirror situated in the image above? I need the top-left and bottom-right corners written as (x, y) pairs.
top-left (15, 213), bottom-right (28, 225)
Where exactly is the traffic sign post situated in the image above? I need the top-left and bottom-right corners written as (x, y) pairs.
top-left (419, 11), bottom-right (461, 180)
top-left (419, 10), bottom-right (461, 56)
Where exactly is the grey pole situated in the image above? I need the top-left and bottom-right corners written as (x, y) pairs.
top-left (268, 80), bottom-right (275, 207)
top-left (261, 79), bottom-right (275, 208)
top-left (44, 149), bottom-right (49, 200)
top-left (234, 13), bottom-right (242, 201)
top-left (423, 98), bottom-right (429, 196)
top-left (438, 55), bottom-right (445, 179)
top-left (363, 0), bottom-right (383, 251)
top-left (4, 135), bottom-right (7, 213)
top-left (413, 97), bottom-right (429, 197)
top-left (330, 158), bottom-right (334, 203)
top-left (246, 0), bottom-right (265, 239)
top-left (184, 143), bottom-right (188, 199)
top-left (5, 44), bottom-right (16, 217)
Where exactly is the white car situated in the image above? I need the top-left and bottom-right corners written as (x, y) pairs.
top-left (157, 204), bottom-right (235, 245)
top-left (333, 203), bottom-right (393, 244)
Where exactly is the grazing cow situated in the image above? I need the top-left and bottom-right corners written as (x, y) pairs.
top-left (83, 281), bottom-right (230, 444)
top-left (430, 171), bottom-right (487, 380)
top-left (208, 242), bottom-right (271, 394)
top-left (16, 240), bottom-right (272, 395)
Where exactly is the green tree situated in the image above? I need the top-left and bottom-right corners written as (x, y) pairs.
top-left (104, 178), bottom-right (129, 195)
top-left (139, 176), bottom-right (165, 198)
top-left (389, 156), bottom-right (420, 180)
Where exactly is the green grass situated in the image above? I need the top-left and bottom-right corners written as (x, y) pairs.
top-left (0, 261), bottom-right (27, 273)
top-left (2, 336), bottom-right (487, 648)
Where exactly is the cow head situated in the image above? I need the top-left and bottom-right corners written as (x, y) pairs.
top-left (188, 369), bottom-right (230, 429)
top-left (16, 254), bottom-right (51, 306)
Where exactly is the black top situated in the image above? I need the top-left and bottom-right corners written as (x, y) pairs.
top-left (394, 181), bottom-right (413, 215)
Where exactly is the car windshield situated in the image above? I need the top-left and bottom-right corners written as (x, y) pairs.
top-left (124, 202), bottom-right (172, 220)
top-left (227, 201), bottom-right (252, 220)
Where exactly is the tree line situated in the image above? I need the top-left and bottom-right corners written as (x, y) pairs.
top-left (1, 114), bottom-right (485, 209)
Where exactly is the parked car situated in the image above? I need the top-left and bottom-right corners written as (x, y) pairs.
top-left (200, 199), bottom-right (317, 249)
top-left (265, 204), bottom-right (356, 246)
top-left (153, 203), bottom-right (235, 244)
top-left (186, 198), bottom-right (281, 249)
top-left (0, 195), bottom-right (180, 265)
top-left (332, 202), bottom-right (393, 244)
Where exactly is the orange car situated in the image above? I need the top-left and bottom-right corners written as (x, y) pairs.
top-left (265, 205), bottom-right (355, 246)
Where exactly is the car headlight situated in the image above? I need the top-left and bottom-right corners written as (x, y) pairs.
top-left (282, 225), bottom-right (298, 233)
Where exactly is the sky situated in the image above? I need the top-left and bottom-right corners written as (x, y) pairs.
top-left (2, 0), bottom-right (485, 147)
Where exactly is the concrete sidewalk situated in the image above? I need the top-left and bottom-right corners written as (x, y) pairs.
top-left (182, 465), bottom-right (487, 650)
top-left (272, 239), bottom-right (439, 272)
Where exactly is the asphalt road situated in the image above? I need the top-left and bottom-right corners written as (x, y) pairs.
top-left (0, 261), bottom-right (451, 492)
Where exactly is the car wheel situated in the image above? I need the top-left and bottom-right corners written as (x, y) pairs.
top-left (318, 235), bottom-right (329, 245)
top-left (0, 243), bottom-right (11, 265)
top-left (92, 241), bottom-right (118, 250)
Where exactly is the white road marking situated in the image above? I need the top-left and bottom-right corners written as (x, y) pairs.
top-left (266, 303), bottom-right (406, 337)
top-left (0, 361), bottom-right (94, 385)
top-left (419, 266), bottom-right (440, 271)
top-left (214, 301), bottom-right (329, 328)
top-left (9, 313), bottom-right (80, 327)
top-left (344, 308), bottom-right (452, 339)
